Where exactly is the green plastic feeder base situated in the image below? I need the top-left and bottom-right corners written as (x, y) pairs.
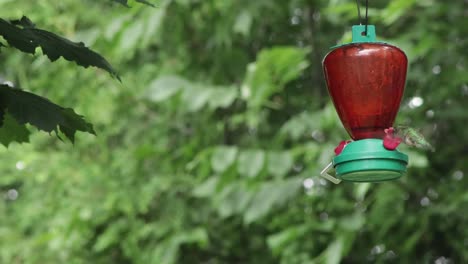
top-left (333, 139), bottom-right (408, 182)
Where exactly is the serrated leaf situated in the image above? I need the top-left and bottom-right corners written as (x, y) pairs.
top-left (0, 16), bottom-right (119, 80)
top-left (0, 84), bottom-right (95, 143)
top-left (0, 112), bottom-right (30, 147)
top-left (60, 108), bottom-right (96, 143)
top-left (237, 149), bottom-right (265, 178)
top-left (211, 146), bottom-right (238, 173)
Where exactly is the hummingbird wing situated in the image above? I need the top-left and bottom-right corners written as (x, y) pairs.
top-left (394, 125), bottom-right (410, 138)
top-left (396, 125), bottom-right (435, 152)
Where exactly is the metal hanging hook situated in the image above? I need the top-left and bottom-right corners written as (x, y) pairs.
top-left (320, 162), bottom-right (342, 184)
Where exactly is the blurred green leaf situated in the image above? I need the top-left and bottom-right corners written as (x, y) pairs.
top-left (324, 237), bottom-right (344, 264)
top-left (368, 184), bottom-right (406, 240)
top-left (193, 177), bottom-right (219, 198)
top-left (354, 182), bottom-right (371, 201)
top-left (146, 75), bottom-right (188, 102)
top-left (406, 149), bottom-right (429, 168)
top-left (237, 149), bottom-right (265, 178)
top-left (211, 146), bottom-right (238, 173)
top-left (111, 0), bottom-right (155, 7)
top-left (233, 11), bottom-right (252, 36)
top-left (244, 177), bottom-right (302, 223)
top-left (267, 151), bottom-right (294, 178)
top-left (380, 0), bottom-right (417, 25)
top-left (216, 182), bottom-right (252, 218)
top-left (181, 86), bottom-right (212, 112)
top-left (242, 47), bottom-right (309, 109)
top-left (339, 213), bottom-right (365, 232)
top-left (93, 219), bottom-right (127, 252)
top-left (206, 86), bottom-right (238, 109)
top-left (267, 224), bottom-right (309, 255)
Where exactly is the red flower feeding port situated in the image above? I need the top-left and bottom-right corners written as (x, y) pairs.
top-left (320, 25), bottom-right (409, 184)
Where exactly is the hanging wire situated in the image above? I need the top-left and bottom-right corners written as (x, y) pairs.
top-left (355, 0), bottom-right (370, 35)
top-left (355, 0), bottom-right (362, 25)
top-left (364, 0), bottom-right (369, 35)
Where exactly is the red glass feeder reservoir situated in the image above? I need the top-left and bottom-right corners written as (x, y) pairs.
top-left (320, 25), bottom-right (409, 183)
top-left (323, 36), bottom-right (407, 139)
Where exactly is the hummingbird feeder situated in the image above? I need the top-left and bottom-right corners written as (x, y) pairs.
top-left (320, 25), bottom-right (409, 184)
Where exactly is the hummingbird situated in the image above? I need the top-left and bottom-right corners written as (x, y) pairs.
top-left (384, 126), bottom-right (435, 152)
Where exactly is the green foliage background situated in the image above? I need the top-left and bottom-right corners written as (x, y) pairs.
top-left (0, 0), bottom-right (467, 263)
